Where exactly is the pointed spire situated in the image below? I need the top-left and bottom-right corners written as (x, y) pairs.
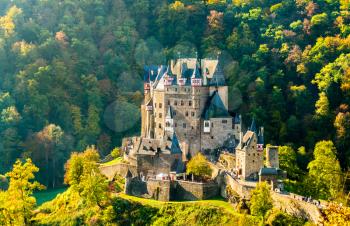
top-left (258, 127), bottom-right (264, 144)
top-left (166, 106), bottom-right (174, 119)
top-left (170, 132), bottom-right (182, 154)
top-left (249, 117), bottom-right (256, 132)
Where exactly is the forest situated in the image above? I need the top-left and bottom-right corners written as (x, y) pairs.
top-left (0, 0), bottom-right (350, 200)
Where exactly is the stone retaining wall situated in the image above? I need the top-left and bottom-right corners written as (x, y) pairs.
top-left (99, 163), bottom-right (137, 181)
top-left (173, 180), bottom-right (219, 201)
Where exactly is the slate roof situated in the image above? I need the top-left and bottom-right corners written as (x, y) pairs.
top-left (169, 132), bottom-right (182, 154)
top-left (202, 91), bottom-right (231, 119)
top-left (259, 167), bottom-right (278, 176)
top-left (234, 114), bottom-right (241, 124)
top-left (143, 65), bottom-right (159, 83)
top-left (258, 127), bottom-right (264, 144)
top-left (249, 117), bottom-right (257, 132)
top-left (191, 64), bottom-right (201, 79)
top-left (209, 60), bottom-right (226, 86)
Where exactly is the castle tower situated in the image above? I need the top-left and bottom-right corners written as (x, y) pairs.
top-left (266, 146), bottom-right (279, 168)
top-left (235, 118), bottom-right (264, 180)
top-left (233, 114), bottom-right (242, 140)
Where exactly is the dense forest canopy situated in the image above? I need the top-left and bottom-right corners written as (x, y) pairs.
top-left (0, 0), bottom-right (350, 188)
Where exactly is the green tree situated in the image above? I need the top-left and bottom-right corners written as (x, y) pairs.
top-left (64, 146), bottom-right (108, 208)
top-left (278, 146), bottom-right (301, 179)
top-left (249, 182), bottom-right (273, 218)
top-left (186, 153), bottom-right (212, 181)
top-left (307, 140), bottom-right (343, 199)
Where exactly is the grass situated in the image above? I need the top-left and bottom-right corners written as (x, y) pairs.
top-left (100, 157), bottom-right (123, 166)
top-left (34, 187), bottom-right (67, 205)
top-left (118, 193), bottom-right (237, 215)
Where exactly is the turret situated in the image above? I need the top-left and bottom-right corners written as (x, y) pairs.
top-left (191, 61), bottom-right (202, 87)
top-left (165, 106), bottom-right (174, 133)
top-left (257, 127), bottom-right (264, 152)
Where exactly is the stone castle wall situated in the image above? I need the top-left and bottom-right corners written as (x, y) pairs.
top-left (173, 180), bottom-right (219, 201)
top-left (146, 179), bottom-right (171, 201)
top-left (125, 178), bottom-right (219, 201)
top-left (201, 118), bottom-right (234, 151)
top-left (99, 163), bottom-right (137, 181)
top-left (136, 154), bottom-right (171, 177)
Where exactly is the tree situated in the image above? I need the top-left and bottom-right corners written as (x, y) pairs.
top-left (186, 153), bottom-right (212, 181)
top-left (111, 147), bottom-right (121, 158)
top-left (278, 146), bottom-right (301, 179)
top-left (1, 159), bottom-right (44, 225)
top-left (307, 141), bottom-right (343, 199)
top-left (64, 146), bottom-right (109, 208)
top-left (249, 182), bottom-right (273, 218)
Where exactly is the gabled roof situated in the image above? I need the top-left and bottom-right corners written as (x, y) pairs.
top-left (236, 130), bottom-right (255, 150)
top-left (209, 60), bottom-right (226, 86)
top-left (202, 91), bottom-right (231, 119)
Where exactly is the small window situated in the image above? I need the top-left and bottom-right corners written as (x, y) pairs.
top-left (168, 100), bottom-right (170, 105)
top-left (181, 100), bottom-right (184, 106)
top-left (189, 101), bottom-right (192, 106)
top-left (211, 136), bottom-right (214, 139)
top-left (222, 120), bottom-right (227, 124)
top-left (166, 122), bottom-right (170, 127)
top-left (155, 103), bottom-right (157, 108)
top-left (205, 122), bottom-right (210, 127)
top-left (159, 103), bottom-right (162, 108)
top-left (167, 88), bottom-right (169, 91)
top-left (173, 111), bottom-right (176, 116)
top-left (191, 112), bottom-right (195, 117)
top-left (252, 160), bottom-right (255, 163)
top-left (159, 113), bottom-right (162, 118)
top-left (185, 111), bottom-right (189, 117)
top-left (175, 88), bottom-right (178, 92)
top-left (174, 101), bottom-right (177, 106)
top-left (183, 123), bottom-right (186, 128)
top-left (159, 123), bottom-right (162, 129)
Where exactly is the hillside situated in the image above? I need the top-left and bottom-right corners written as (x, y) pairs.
top-left (0, 0), bottom-right (350, 189)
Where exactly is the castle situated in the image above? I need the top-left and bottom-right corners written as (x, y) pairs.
top-left (122, 57), bottom-right (268, 181)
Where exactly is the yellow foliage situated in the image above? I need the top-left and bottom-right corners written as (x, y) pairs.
top-left (0, 6), bottom-right (22, 37)
top-left (12, 41), bottom-right (35, 56)
top-left (170, 1), bottom-right (185, 10)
